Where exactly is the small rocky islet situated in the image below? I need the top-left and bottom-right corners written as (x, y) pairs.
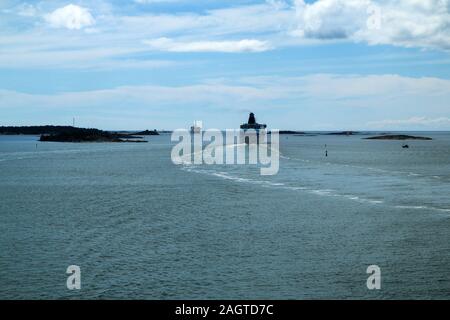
top-left (364, 134), bottom-right (432, 140)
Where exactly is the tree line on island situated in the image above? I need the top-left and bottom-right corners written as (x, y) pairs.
top-left (0, 126), bottom-right (159, 142)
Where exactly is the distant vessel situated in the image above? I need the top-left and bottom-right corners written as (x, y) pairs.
top-left (190, 121), bottom-right (202, 134)
top-left (240, 112), bottom-right (267, 144)
top-left (240, 113), bottom-right (267, 131)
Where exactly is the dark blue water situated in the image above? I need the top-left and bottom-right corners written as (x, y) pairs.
top-left (1, 133), bottom-right (450, 299)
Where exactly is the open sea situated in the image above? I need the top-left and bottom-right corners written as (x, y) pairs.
top-left (1, 132), bottom-right (450, 299)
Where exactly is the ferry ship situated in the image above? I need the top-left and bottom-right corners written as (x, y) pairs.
top-left (190, 121), bottom-right (202, 134)
top-left (240, 112), bottom-right (266, 144)
top-left (240, 112), bottom-right (266, 131)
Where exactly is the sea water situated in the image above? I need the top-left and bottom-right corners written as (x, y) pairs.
top-left (0, 132), bottom-right (449, 299)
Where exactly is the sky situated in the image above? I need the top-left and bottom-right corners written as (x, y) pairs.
top-left (0, 0), bottom-right (449, 130)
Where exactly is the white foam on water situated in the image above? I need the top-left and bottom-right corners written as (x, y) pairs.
top-left (181, 166), bottom-right (386, 207)
top-left (182, 161), bottom-right (450, 212)
top-left (0, 156), bottom-right (31, 162)
top-left (311, 189), bottom-right (334, 196)
top-left (395, 205), bottom-right (428, 210)
top-left (367, 200), bottom-right (385, 204)
top-left (211, 172), bottom-right (252, 183)
top-left (224, 143), bottom-right (247, 149)
top-left (264, 182), bottom-right (285, 186)
top-left (394, 205), bottom-right (450, 213)
top-left (281, 154), bottom-right (448, 184)
top-left (180, 152), bottom-right (450, 215)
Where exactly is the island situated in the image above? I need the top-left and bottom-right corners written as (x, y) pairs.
top-left (0, 125), bottom-right (82, 135)
top-left (364, 134), bottom-right (432, 140)
top-left (266, 130), bottom-right (306, 135)
top-left (326, 131), bottom-right (359, 136)
top-left (133, 129), bottom-right (159, 135)
top-left (39, 128), bottom-right (148, 143)
top-left (278, 130), bottom-right (306, 135)
top-left (0, 126), bottom-right (155, 142)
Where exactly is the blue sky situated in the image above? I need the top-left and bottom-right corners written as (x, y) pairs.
top-left (0, 0), bottom-right (449, 130)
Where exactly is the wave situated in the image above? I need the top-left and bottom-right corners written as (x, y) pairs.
top-left (394, 205), bottom-right (450, 213)
top-left (0, 147), bottom-right (124, 163)
top-left (0, 156), bottom-right (32, 162)
top-left (184, 166), bottom-right (450, 215)
top-left (280, 154), bottom-right (446, 182)
top-left (182, 167), bottom-right (385, 206)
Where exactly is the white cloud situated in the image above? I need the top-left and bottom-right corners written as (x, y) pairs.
top-left (293, 0), bottom-right (370, 39)
top-left (45, 4), bottom-right (95, 30)
top-left (293, 0), bottom-right (450, 50)
top-left (17, 3), bottom-right (38, 17)
top-left (295, 74), bottom-right (450, 99)
top-left (0, 3), bottom-right (286, 68)
top-left (143, 38), bottom-right (272, 53)
top-left (1, 74), bottom-right (449, 129)
top-left (266, 0), bottom-right (289, 10)
top-left (135, 0), bottom-right (180, 3)
top-left (2, 73), bottom-right (449, 110)
top-left (119, 4), bottom-right (293, 37)
top-left (1, 0), bottom-right (449, 71)
top-left (0, 42), bottom-right (174, 69)
top-left (367, 117), bottom-right (450, 129)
